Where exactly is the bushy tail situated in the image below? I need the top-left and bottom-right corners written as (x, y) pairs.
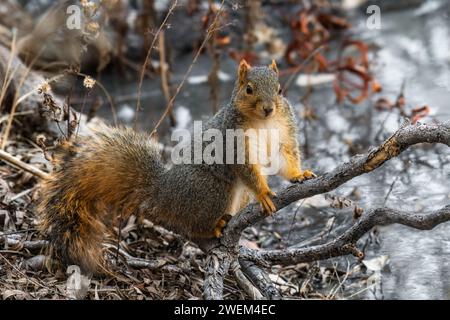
top-left (38, 127), bottom-right (164, 274)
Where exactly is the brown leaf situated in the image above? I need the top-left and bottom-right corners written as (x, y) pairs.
top-left (411, 105), bottom-right (430, 124)
top-left (371, 79), bottom-right (382, 93)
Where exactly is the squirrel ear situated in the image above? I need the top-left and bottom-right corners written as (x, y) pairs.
top-left (238, 59), bottom-right (251, 84)
top-left (269, 59), bottom-right (279, 76)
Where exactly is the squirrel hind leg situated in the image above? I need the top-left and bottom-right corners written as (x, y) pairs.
top-left (190, 214), bottom-right (232, 239)
top-left (213, 220), bottom-right (226, 238)
top-left (213, 214), bottom-right (232, 238)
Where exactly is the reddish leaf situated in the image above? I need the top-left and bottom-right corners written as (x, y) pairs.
top-left (411, 105), bottom-right (430, 124)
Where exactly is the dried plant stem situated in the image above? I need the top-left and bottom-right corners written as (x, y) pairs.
top-left (13, 74), bottom-right (65, 107)
top-left (135, 0), bottom-right (178, 129)
top-left (207, 0), bottom-right (221, 113)
top-left (0, 31), bottom-right (20, 150)
top-left (121, 57), bottom-right (153, 78)
top-left (2, 70), bottom-right (116, 148)
top-left (151, 0), bottom-right (226, 136)
top-left (158, 31), bottom-right (175, 126)
top-left (142, 0), bottom-right (158, 55)
top-left (0, 149), bottom-right (49, 180)
top-left (76, 71), bottom-right (117, 125)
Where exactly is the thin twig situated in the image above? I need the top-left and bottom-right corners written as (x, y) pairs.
top-left (282, 45), bottom-right (325, 93)
top-left (76, 71), bottom-right (117, 125)
top-left (0, 149), bottom-right (49, 180)
top-left (9, 186), bottom-right (36, 201)
top-left (158, 30), bottom-right (175, 126)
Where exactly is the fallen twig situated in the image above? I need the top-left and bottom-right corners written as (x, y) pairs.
top-left (0, 149), bottom-right (49, 180)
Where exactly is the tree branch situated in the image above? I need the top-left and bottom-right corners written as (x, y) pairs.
top-left (239, 258), bottom-right (281, 300)
top-left (240, 205), bottom-right (450, 265)
top-left (201, 121), bottom-right (450, 299)
top-left (231, 260), bottom-right (265, 299)
top-left (202, 247), bottom-right (232, 300)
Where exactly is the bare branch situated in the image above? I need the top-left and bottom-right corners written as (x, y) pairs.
top-left (240, 205), bottom-right (450, 265)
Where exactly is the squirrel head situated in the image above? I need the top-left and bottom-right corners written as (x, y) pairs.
top-left (232, 59), bottom-right (282, 120)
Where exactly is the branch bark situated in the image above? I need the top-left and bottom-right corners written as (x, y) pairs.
top-left (239, 258), bottom-right (281, 300)
top-left (231, 260), bottom-right (265, 299)
top-left (202, 247), bottom-right (233, 300)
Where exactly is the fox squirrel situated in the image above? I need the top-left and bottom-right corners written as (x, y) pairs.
top-left (38, 60), bottom-right (315, 274)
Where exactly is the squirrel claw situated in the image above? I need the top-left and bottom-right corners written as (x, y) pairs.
top-left (290, 170), bottom-right (317, 183)
top-left (303, 170), bottom-right (317, 179)
top-left (258, 191), bottom-right (277, 215)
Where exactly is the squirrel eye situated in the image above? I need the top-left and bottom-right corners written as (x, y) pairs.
top-left (278, 86), bottom-right (282, 95)
top-left (246, 85), bottom-right (253, 95)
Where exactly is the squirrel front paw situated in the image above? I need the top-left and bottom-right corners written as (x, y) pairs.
top-left (257, 190), bottom-right (277, 215)
top-left (290, 170), bottom-right (317, 183)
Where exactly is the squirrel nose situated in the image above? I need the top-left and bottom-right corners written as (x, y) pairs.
top-left (264, 107), bottom-right (274, 116)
